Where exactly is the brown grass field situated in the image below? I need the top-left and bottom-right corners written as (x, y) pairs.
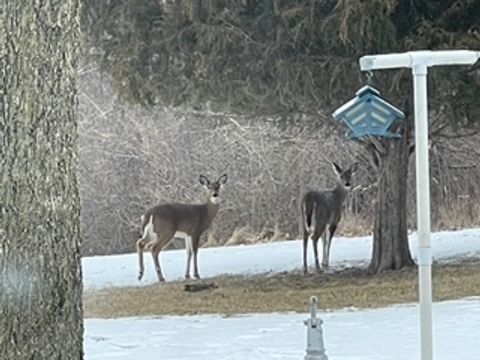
top-left (84, 258), bottom-right (480, 318)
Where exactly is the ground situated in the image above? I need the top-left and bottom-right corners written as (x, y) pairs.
top-left (85, 298), bottom-right (480, 360)
top-left (85, 258), bottom-right (480, 317)
top-left (83, 228), bottom-right (480, 359)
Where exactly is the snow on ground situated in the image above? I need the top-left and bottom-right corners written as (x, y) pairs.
top-left (85, 298), bottom-right (480, 360)
top-left (83, 228), bottom-right (480, 290)
top-left (84, 229), bottom-right (480, 359)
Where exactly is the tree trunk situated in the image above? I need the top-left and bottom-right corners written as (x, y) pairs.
top-left (0, 1), bottom-right (83, 359)
top-left (369, 123), bottom-right (415, 273)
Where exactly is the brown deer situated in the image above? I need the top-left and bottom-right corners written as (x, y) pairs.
top-left (300, 162), bottom-right (357, 274)
top-left (136, 174), bottom-right (227, 282)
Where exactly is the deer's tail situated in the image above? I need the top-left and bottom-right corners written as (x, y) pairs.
top-left (302, 195), bottom-right (316, 233)
top-left (138, 214), bottom-right (152, 246)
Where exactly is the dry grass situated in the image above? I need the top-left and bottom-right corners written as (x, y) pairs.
top-left (84, 259), bottom-right (480, 318)
top-left (432, 201), bottom-right (480, 232)
top-left (223, 225), bottom-right (292, 247)
top-left (224, 226), bottom-right (256, 246)
top-left (335, 213), bottom-right (373, 237)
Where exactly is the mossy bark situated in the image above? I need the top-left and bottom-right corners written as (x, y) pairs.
top-left (0, 1), bottom-right (83, 359)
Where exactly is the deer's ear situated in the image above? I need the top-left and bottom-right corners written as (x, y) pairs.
top-left (331, 162), bottom-right (342, 175)
top-left (199, 175), bottom-right (210, 186)
top-left (218, 174), bottom-right (227, 185)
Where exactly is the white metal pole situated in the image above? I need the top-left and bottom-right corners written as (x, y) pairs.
top-left (412, 64), bottom-right (433, 360)
top-left (359, 49), bottom-right (479, 360)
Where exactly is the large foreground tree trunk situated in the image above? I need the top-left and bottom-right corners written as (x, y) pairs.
top-left (0, 1), bottom-right (83, 358)
top-left (369, 123), bottom-right (415, 273)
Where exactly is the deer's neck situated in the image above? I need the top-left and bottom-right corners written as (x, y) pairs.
top-left (332, 182), bottom-right (349, 203)
top-left (204, 195), bottom-right (221, 224)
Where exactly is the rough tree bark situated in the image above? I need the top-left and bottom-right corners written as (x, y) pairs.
top-left (0, 1), bottom-right (83, 359)
top-left (369, 122), bottom-right (415, 273)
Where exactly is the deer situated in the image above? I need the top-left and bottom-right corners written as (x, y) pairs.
top-left (136, 174), bottom-right (227, 282)
top-left (300, 162), bottom-right (357, 274)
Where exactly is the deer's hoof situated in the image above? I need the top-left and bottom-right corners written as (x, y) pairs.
top-left (138, 272), bottom-right (144, 281)
top-left (194, 274), bottom-right (201, 280)
top-left (185, 274), bottom-right (191, 279)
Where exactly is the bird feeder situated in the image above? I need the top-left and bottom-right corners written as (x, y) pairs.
top-left (332, 85), bottom-right (405, 139)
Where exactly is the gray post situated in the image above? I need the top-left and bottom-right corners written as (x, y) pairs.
top-left (304, 296), bottom-right (328, 360)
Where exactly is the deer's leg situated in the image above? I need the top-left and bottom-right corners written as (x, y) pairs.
top-left (151, 243), bottom-right (165, 282)
top-left (302, 228), bottom-right (310, 275)
top-left (324, 223), bottom-right (337, 269)
top-left (192, 235), bottom-right (201, 279)
top-left (311, 233), bottom-right (321, 272)
top-left (313, 224), bottom-right (326, 272)
top-left (136, 238), bottom-right (146, 281)
top-left (184, 236), bottom-right (192, 279)
top-left (321, 229), bottom-right (328, 269)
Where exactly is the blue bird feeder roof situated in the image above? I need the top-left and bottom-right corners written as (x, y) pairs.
top-left (332, 85), bottom-right (405, 139)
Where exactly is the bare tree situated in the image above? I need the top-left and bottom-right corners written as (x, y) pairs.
top-left (0, 1), bottom-right (83, 358)
top-left (77, 70), bottom-right (480, 258)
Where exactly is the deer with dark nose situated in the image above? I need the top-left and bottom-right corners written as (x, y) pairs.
top-left (300, 162), bottom-right (357, 274)
top-left (136, 174), bottom-right (227, 282)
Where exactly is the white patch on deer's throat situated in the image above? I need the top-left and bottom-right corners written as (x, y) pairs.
top-left (210, 195), bottom-right (221, 205)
